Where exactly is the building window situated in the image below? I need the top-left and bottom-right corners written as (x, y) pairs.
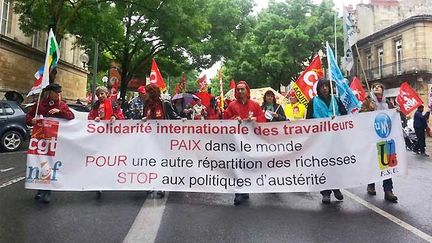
top-left (378, 47), bottom-right (384, 78)
top-left (32, 31), bottom-right (41, 49)
top-left (0, 0), bottom-right (10, 35)
top-left (395, 40), bottom-right (403, 74)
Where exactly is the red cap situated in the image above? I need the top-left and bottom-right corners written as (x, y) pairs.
top-left (137, 86), bottom-right (146, 94)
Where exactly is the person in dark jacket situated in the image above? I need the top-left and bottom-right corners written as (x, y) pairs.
top-left (141, 84), bottom-right (181, 198)
top-left (413, 105), bottom-right (430, 156)
top-left (26, 83), bottom-right (75, 203)
top-left (306, 80), bottom-right (347, 204)
top-left (261, 90), bottom-right (286, 122)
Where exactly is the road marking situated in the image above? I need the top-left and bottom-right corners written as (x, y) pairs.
top-left (343, 189), bottom-right (432, 242)
top-left (0, 177), bottom-right (25, 189)
top-left (0, 167), bottom-right (14, 173)
top-left (123, 193), bottom-right (169, 243)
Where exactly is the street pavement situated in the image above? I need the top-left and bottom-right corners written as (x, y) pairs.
top-left (1, 148), bottom-right (432, 243)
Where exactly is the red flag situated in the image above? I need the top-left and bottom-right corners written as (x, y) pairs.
top-left (179, 72), bottom-right (186, 92)
top-left (197, 74), bottom-right (207, 92)
top-left (350, 76), bottom-right (367, 102)
top-left (229, 79), bottom-right (236, 90)
top-left (396, 82), bottom-right (423, 115)
top-left (150, 59), bottom-right (166, 91)
top-left (292, 55), bottom-right (324, 106)
top-left (174, 84), bottom-right (179, 95)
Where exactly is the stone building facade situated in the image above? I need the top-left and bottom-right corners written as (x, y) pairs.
top-left (352, 15), bottom-right (432, 104)
top-left (0, 0), bottom-right (87, 102)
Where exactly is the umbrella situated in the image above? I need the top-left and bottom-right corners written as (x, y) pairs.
top-left (171, 93), bottom-right (199, 106)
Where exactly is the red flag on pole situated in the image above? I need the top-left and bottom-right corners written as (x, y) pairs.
top-left (350, 76), bottom-right (367, 102)
top-left (197, 74), bottom-right (207, 92)
top-left (174, 84), bottom-right (179, 95)
top-left (179, 72), bottom-right (186, 92)
top-left (292, 55), bottom-right (324, 106)
top-left (149, 59), bottom-right (167, 91)
top-left (396, 82), bottom-right (423, 115)
top-left (229, 79), bottom-right (236, 90)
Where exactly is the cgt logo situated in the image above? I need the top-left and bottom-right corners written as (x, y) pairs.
top-left (28, 120), bottom-right (59, 156)
top-left (374, 113), bottom-right (392, 138)
top-left (26, 161), bottom-right (62, 183)
top-left (377, 139), bottom-right (398, 170)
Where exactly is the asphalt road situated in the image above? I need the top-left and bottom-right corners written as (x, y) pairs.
top-left (1, 150), bottom-right (431, 243)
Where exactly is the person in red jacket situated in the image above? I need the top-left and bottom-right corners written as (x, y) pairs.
top-left (26, 83), bottom-right (75, 203)
top-left (88, 86), bottom-right (124, 121)
top-left (223, 81), bottom-right (266, 205)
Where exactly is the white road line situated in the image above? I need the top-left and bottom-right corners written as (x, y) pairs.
top-left (0, 177), bottom-right (25, 189)
top-left (342, 189), bottom-right (432, 242)
top-left (0, 167), bottom-right (14, 173)
top-left (123, 193), bottom-right (169, 243)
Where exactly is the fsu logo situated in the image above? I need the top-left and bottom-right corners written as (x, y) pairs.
top-left (28, 120), bottom-right (59, 156)
top-left (377, 139), bottom-right (398, 170)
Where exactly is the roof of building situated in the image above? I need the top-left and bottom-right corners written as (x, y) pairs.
top-left (357, 15), bottom-right (432, 45)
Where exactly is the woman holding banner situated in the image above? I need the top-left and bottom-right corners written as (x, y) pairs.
top-left (88, 86), bottom-right (124, 198)
top-left (142, 83), bottom-right (182, 198)
top-left (261, 90), bottom-right (286, 122)
top-left (306, 80), bottom-right (347, 204)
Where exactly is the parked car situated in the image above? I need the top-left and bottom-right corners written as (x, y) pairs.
top-left (67, 103), bottom-right (90, 120)
top-left (0, 100), bottom-right (30, 152)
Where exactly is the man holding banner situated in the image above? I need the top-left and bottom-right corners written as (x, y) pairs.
top-left (224, 81), bottom-right (265, 205)
top-left (361, 82), bottom-right (398, 203)
top-left (26, 83), bottom-right (75, 203)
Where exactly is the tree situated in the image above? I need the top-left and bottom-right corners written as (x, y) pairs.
top-left (13, 0), bottom-right (254, 102)
top-left (224, 0), bottom-right (343, 91)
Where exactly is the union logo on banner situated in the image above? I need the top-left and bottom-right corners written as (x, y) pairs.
top-left (28, 119), bottom-right (60, 156)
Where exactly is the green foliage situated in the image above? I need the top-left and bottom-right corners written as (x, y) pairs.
top-left (13, 0), bottom-right (254, 103)
top-left (224, 0), bottom-right (343, 91)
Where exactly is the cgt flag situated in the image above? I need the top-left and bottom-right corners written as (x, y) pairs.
top-left (150, 59), bottom-right (167, 91)
top-left (27, 29), bottom-right (60, 96)
top-left (396, 82), bottom-right (423, 116)
top-left (350, 76), bottom-right (367, 103)
top-left (291, 55), bottom-right (324, 107)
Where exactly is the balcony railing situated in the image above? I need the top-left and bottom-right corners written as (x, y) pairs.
top-left (356, 58), bottom-right (432, 81)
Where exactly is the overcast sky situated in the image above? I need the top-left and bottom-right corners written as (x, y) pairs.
top-left (254, 0), bottom-right (368, 14)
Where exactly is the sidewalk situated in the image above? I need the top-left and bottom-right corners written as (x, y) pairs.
top-left (423, 137), bottom-right (432, 158)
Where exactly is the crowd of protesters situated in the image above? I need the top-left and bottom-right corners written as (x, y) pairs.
top-left (26, 77), bottom-right (430, 206)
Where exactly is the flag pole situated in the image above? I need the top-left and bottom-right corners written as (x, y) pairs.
top-left (326, 42), bottom-right (337, 117)
top-left (34, 87), bottom-right (44, 117)
top-left (354, 43), bottom-right (371, 93)
top-left (334, 9), bottom-right (338, 62)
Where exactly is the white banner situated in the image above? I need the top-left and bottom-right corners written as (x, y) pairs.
top-left (25, 110), bottom-right (407, 193)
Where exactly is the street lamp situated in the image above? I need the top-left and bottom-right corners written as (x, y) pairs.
top-left (79, 53), bottom-right (89, 69)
